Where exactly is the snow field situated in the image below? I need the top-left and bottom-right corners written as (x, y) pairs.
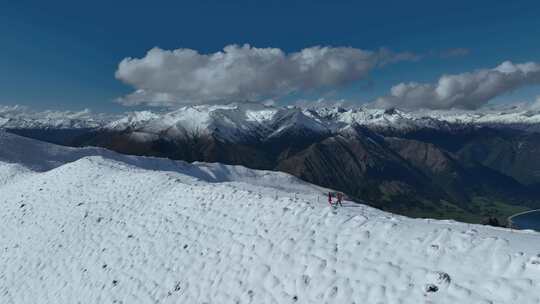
top-left (0, 132), bottom-right (539, 303)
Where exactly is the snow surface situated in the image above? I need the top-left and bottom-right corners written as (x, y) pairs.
top-left (1, 131), bottom-right (540, 303)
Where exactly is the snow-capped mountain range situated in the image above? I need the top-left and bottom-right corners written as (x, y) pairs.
top-left (101, 103), bottom-right (540, 138)
top-left (2, 103), bottom-right (540, 137)
top-left (1, 131), bottom-right (539, 303)
top-left (0, 105), bottom-right (116, 130)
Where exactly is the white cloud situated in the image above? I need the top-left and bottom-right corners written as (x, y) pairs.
top-left (531, 96), bottom-right (540, 110)
top-left (115, 44), bottom-right (416, 107)
top-left (373, 61), bottom-right (540, 110)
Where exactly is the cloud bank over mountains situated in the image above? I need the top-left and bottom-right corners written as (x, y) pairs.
top-left (114, 44), bottom-right (540, 111)
top-left (115, 44), bottom-right (417, 107)
top-left (373, 61), bottom-right (540, 110)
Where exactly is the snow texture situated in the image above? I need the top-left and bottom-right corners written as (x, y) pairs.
top-left (1, 131), bottom-right (540, 303)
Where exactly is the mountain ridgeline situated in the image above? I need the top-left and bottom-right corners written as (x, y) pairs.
top-left (3, 103), bottom-right (540, 223)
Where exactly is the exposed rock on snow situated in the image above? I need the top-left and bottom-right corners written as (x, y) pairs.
top-left (0, 131), bottom-right (540, 303)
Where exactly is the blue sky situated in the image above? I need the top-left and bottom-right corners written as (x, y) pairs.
top-left (1, 0), bottom-right (540, 112)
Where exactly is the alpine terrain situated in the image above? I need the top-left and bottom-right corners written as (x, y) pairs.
top-left (1, 131), bottom-right (540, 303)
top-left (3, 103), bottom-right (540, 224)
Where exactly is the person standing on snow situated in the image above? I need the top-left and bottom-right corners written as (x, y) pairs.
top-left (328, 192), bottom-right (333, 206)
top-left (337, 192), bottom-right (343, 207)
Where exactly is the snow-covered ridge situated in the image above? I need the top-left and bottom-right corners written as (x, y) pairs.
top-left (0, 131), bottom-right (321, 194)
top-left (1, 131), bottom-right (540, 303)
